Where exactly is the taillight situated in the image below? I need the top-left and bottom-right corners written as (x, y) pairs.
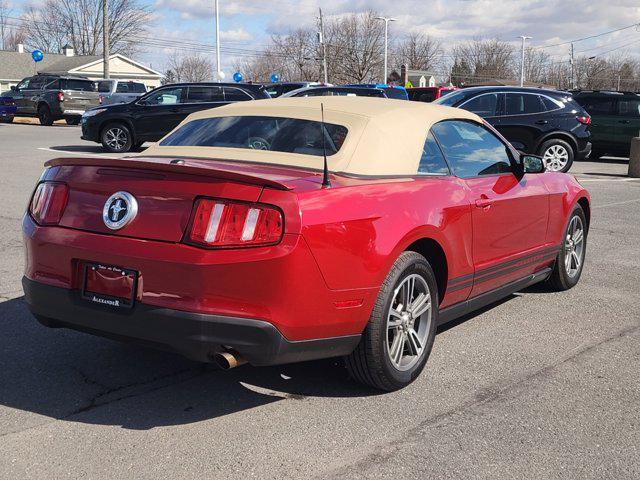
top-left (56, 91), bottom-right (64, 102)
top-left (576, 115), bottom-right (591, 125)
top-left (29, 182), bottom-right (69, 225)
top-left (187, 199), bottom-right (283, 248)
top-left (99, 94), bottom-right (104, 104)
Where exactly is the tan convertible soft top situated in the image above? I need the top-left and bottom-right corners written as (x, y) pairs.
top-left (141, 96), bottom-right (483, 176)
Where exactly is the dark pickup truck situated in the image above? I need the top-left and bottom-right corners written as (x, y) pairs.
top-left (5, 74), bottom-right (100, 125)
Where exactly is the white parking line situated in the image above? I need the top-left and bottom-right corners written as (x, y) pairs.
top-left (577, 177), bottom-right (639, 183)
top-left (593, 199), bottom-right (640, 209)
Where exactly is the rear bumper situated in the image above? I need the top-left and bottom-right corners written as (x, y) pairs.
top-left (22, 277), bottom-right (360, 365)
top-left (577, 141), bottom-right (592, 160)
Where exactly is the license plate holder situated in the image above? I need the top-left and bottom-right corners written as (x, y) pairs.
top-left (81, 263), bottom-right (138, 309)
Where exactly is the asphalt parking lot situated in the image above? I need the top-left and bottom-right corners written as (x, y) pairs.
top-left (0, 122), bottom-right (638, 479)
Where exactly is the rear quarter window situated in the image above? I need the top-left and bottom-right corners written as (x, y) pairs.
top-left (62, 80), bottom-right (96, 91)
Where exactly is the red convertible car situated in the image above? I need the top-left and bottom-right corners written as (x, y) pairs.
top-left (22, 97), bottom-right (590, 391)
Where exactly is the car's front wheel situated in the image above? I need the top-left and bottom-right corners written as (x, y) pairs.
top-left (548, 205), bottom-right (587, 291)
top-left (540, 138), bottom-right (574, 173)
top-left (345, 251), bottom-right (438, 391)
top-left (101, 123), bottom-right (133, 153)
top-left (65, 117), bottom-right (80, 126)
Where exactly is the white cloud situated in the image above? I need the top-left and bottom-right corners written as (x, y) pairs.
top-left (221, 28), bottom-right (253, 42)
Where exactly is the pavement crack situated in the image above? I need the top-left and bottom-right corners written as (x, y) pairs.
top-left (65, 366), bottom-right (209, 418)
top-left (319, 324), bottom-right (640, 479)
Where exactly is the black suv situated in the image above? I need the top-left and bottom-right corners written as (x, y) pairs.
top-left (81, 82), bottom-right (270, 153)
top-left (571, 91), bottom-right (640, 159)
top-left (435, 86), bottom-right (592, 172)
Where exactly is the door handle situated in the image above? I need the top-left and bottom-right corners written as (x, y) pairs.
top-left (534, 120), bottom-right (548, 125)
top-left (618, 120), bottom-right (630, 124)
top-left (475, 195), bottom-right (493, 209)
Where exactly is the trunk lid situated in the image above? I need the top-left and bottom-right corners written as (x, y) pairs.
top-left (46, 156), bottom-right (315, 242)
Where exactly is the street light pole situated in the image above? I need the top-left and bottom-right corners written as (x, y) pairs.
top-left (215, 0), bottom-right (221, 81)
top-left (103, 0), bottom-right (109, 79)
top-left (518, 35), bottom-right (531, 87)
top-left (375, 16), bottom-right (396, 84)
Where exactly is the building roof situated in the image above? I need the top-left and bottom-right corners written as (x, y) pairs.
top-left (0, 50), bottom-right (100, 80)
top-left (142, 96), bottom-right (481, 176)
top-left (0, 50), bottom-right (162, 81)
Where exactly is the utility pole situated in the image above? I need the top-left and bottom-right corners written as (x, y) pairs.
top-left (570, 42), bottom-right (575, 90)
top-left (318, 8), bottom-right (328, 84)
top-left (215, 0), bottom-right (221, 81)
top-left (375, 16), bottom-right (396, 84)
top-left (617, 73), bottom-right (621, 91)
top-left (103, 0), bottom-right (109, 79)
top-left (518, 35), bottom-right (531, 87)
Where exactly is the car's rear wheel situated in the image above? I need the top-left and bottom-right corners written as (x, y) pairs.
top-left (38, 105), bottom-right (53, 126)
top-left (540, 138), bottom-right (574, 173)
top-left (0, 116), bottom-right (13, 123)
top-left (345, 251), bottom-right (438, 391)
top-left (101, 123), bottom-right (133, 153)
top-left (548, 205), bottom-right (587, 291)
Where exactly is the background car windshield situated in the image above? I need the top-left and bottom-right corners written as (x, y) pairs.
top-left (160, 116), bottom-right (349, 157)
top-left (431, 120), bottom-right (512, 178)
top-left (433, 89), bottom-right (470, 106)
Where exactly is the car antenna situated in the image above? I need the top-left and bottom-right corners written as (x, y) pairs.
top-left (320, 102), bottom-right (331, 187)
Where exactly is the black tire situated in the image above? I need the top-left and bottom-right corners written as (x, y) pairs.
top-left (65, 117), bottom-right (80, 125)
top-left (345, 251), bottom-right (439, 391)
top-left (538, 138), bottom-right (575, 173)
top-left (0, 116), bottom-right (13, 123)
top-left (548, 205), bottom-right (587, 291)
top-left (38, 105), bottom-right (54, 126)
top-left (101, 122), bottom-right (133, 153)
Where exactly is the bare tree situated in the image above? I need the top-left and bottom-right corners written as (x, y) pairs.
top-left (524, 48), bottom-right (552, 84)
top-left (452, 38), bottom-right (515, 83)
top-left (167, 52), bottom-right (213, 82)
top-left (324, 11), bottom-right (385, 83)
top-left (394, 32), bottom-right (442, 71)
top-left (21, 0), bottom-right (151, 55)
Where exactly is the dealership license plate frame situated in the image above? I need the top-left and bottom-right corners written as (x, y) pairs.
top-left (81, 262), bottom-right (138, 309)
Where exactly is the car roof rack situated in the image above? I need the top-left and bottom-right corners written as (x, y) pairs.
top-left (569, 89), bottom-right (640, 96)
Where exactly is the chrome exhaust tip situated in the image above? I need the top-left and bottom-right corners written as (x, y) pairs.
top-left (213, 351), bottom-right (247, 370)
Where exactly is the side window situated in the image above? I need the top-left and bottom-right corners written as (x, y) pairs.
top-left (29, 77), bottom-right (46, 90)
top-left (186, 86), bottom-right (224, 103)
top-left (617, 98), bottom-right (640, 118)
top-left (115, 83), bottom-right (130, 93)
top-left (431, 120), bottom-right (512, 178)
top-left (223, 87), bottom-right (252, 101)
top-left (97, 81), bottom-right (112, 93)
top-left (16, 77), bottom-right (33, 90)
top-left (505, 93), bottom-right (544, 115)
top-left (579, 96), bottom-right (614, 115)
top-left (540, 95), bottom-right (563, 111)
top-left (142, 87), bottom-right (185, 105)
top-left (418, 132), bottom-right (450, 175)
top-left (460, 93), bottom-right (498, 117)
top-left (45, 80), bottom-right (61, 90)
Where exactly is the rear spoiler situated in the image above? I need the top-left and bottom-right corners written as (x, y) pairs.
top-left (45, 157), bottom-right (294, 191)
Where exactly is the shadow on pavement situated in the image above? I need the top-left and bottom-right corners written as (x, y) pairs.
top-left (50, 145), bottom-right (148, 154)
top-left (0, 296), bottom-right (374, 431)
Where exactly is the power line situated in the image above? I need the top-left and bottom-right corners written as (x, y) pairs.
top-left (534, 22), bottom-right (640, 49)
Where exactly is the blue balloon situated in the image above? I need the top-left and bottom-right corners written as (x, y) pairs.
top-left (31, 50), bottom-right (44, 62)
top-left (233, 72), bottom-right (243, 83)
top-left (270, 73), bottom-right (280, 83)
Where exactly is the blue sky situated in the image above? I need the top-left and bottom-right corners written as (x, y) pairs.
top-left (6, 0), bottom-right (640, 74)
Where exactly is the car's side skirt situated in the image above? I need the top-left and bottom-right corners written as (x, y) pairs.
top-left (438, 267), bottom-right (552, 326)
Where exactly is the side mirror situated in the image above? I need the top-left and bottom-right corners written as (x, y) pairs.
top-left (10, 85), bottom-right (16, 91)
top-left (520, 154), bottom-right (545, 174)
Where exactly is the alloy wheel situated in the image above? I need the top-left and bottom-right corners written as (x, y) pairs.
top-left (105, 127), bottom-right (128, 151)
top-left (543, 145), bottom-right (570, 172)
top-left (386, 273), bottom-right (432, 371)
top-left (564, 215), bottom-right (585, 278)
